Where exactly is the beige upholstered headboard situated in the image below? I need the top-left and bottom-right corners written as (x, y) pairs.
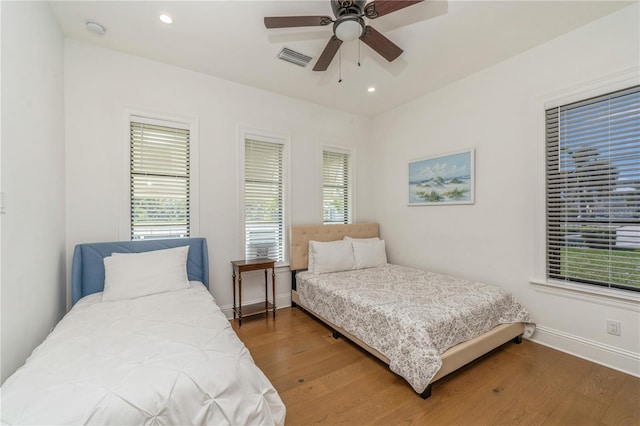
top-left (289, 223), bottom-right (379, 271)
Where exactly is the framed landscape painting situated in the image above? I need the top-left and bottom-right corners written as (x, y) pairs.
top-left (408, 149), bottom-right (475, 206)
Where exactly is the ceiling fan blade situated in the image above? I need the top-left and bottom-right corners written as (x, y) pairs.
top-left (264, 16), bottom-right (333, 29)
top-left (364, 0), bottom-right (424, 19)
top-left (313, 36), bottom-right (343, 71)
top-left (359, 25), bottom-right (403, 62)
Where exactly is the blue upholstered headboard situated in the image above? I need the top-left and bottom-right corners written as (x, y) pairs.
top-left (71, 238), bottom-right (209, 305)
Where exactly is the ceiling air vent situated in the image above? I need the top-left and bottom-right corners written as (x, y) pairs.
top-left (277, 47), bottom-right (312, 67)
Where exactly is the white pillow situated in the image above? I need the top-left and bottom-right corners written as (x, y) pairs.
top-left (103, 246), bottom-right (190, 301)
top-left (352, 239), bottom-right (387, 269)
top-left (308, 240), bottom-right (355, 274)
top-left (343, 236), bottom-right (380, 243)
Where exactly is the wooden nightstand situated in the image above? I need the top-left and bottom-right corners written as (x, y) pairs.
top-left (231, 258), bottom-right (276, 327)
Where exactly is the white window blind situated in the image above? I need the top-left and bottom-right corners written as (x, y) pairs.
top-left (244, 138), bottom-right (285, 262)
top-left (130, 120), bottom-right (190, 240)
top-left (323, 149), bottom-right (351, 224)
top-left (545, 85), bottom-right (639, 291)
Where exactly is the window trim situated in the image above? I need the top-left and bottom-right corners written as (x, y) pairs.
top-left (531, 68), bottom-right (639, 301)
top-left (238, 126), bottom-right (291, 267)
top-left (322, 145), bottom-right (354, 225)
top-left (544, 85), bottom-right (639, 291)
top-left (119, 109), bottom-right (199, 241)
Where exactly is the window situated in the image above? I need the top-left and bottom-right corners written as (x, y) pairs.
top-left (130, 118), bottom-right (190, 240)
top-left (244, 137), bottom-right (286, 263)
top-left (323, 148), bottom-right (352, 224)
top-left (545, 85), bottom-right (639, 292)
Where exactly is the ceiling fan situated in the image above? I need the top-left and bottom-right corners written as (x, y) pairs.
top-left (264, 0), bottom-right (424, 71)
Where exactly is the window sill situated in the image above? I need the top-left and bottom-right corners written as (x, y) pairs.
top-left (530, 278), bottom-right (640, 310)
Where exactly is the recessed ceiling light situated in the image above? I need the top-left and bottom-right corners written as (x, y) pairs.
top-left (159, 14), bottom-right (173, 24)
top-left (367, 87), bottom-right (376, 93)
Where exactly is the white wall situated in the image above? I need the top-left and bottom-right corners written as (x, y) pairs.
top-left (64, 40), bottom-right (372, 313)
top-left (1, 1), bottom-right (66, 383)
top-left (369, 4), bottom-right (639, 376)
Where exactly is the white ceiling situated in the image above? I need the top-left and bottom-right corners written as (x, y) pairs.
top-left (50, 0), bottom-right (632, 116)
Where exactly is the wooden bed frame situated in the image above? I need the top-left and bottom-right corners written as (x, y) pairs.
top-left (289, 223), bottom-right (524, 398)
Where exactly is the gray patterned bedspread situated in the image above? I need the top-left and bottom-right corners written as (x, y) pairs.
top-left (296, 264), bottom-right (535, 393)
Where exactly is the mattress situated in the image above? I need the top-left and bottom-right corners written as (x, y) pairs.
top-left (1, 282), bottom-right (286, 425)
top-left (296, 264), bottom-right (535, 393)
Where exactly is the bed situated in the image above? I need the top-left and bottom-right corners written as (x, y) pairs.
top-left (289, 223), bottom-right (535, 398)
top-left (1, 238), bottom-right (286, 425)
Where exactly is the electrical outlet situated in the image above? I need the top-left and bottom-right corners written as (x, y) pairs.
top-left (607, 320), bottom-right (621, 336)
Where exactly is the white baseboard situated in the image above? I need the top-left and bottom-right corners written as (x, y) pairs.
top-left (530, 325), bottom-right (640, 377)
top-left (220, 293), bottom-right (291, 319)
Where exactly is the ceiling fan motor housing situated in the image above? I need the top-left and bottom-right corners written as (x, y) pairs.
top-left (331, 0), bottom-right (366, 17)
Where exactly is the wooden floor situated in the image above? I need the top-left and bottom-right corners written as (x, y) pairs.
top-left (232, 307), bottom-right (639, 426)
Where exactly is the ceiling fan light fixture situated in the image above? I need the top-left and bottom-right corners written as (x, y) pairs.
top-left (334, 16), bottom-right (363, 42)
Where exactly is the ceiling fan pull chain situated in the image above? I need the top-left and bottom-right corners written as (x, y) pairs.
top-left (358, 40), bottom-right (361, 67)
top-left (338, 49), bottom-right (343, 83)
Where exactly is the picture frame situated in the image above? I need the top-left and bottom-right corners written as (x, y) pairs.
top-left (408, 149), bottom-right (475, 206)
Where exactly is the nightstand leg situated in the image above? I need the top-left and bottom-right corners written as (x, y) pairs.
top-left (238, 272), bottom-right (243, 327)
top-left (264, 268), bottom-right (268, 315)
top-left (232, 269), bottom-right (236, 320)
top-left (272, 267), bottom-right (276, 319)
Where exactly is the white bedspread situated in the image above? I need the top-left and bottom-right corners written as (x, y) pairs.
top-left (1, 282), bottom-right (286, 425)
top-left (296, 264), bottom-right (535, 393)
